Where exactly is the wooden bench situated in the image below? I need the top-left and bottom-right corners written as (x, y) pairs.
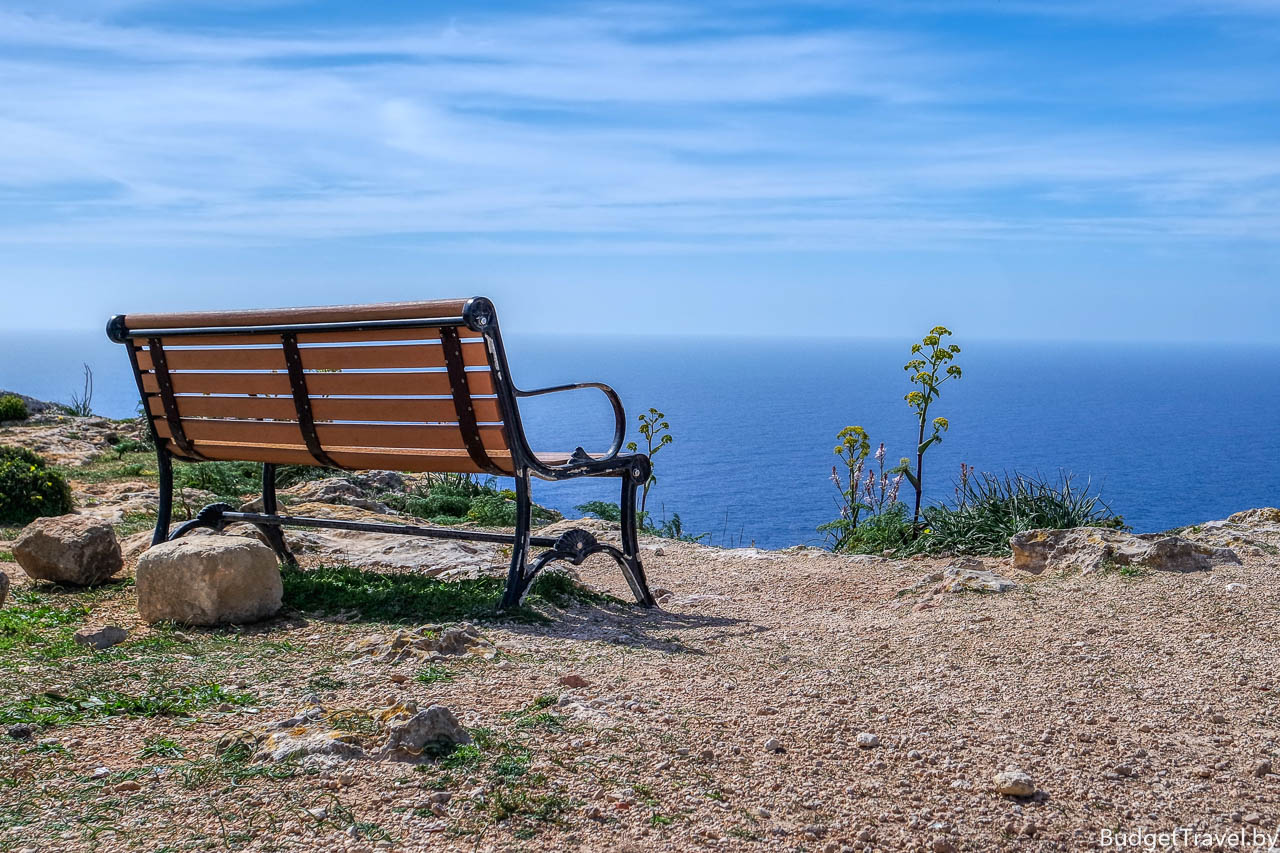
top-left (107, 297), bottom-right (655, 609)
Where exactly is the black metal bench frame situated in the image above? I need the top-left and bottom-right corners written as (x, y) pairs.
top-left (107, 296), bottom-right (656, 610)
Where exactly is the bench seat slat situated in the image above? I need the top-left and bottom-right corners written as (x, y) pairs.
top-left (134, 341), bottom-right (488, 372)
top-left (154, 418), bottom-right (506, 450)
top-left (161, 442), bottom-right (579, 474)
top-left (140, 370), bottom-right (496, 397)
top-left (145, 395), bottom-right (501, 424)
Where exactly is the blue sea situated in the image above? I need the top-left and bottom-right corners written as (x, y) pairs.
top-left (3, 330), bottom-right (1278, 549)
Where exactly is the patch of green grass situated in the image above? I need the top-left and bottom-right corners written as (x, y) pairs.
top-left (282, 565), bottom-right (617, 623)
top-left (308, 672), bottom-right (346, 691)
top-left (53, 449), bottom-right (155, 485)
top-left (0, 682), bottom-right (253, 728)
top-left (178, 740), bottom-right (297, 789)
top-left (416, 664), bottom-right (455, 685)
top-left (139, 736), bottom-right (186, 760)
top-left (113, 510), bottom-right (159, 537)
top-left (0, 549), bottom-right (12, 562)
top-left (514, 712), bottom-right (562, 732)
top-left (0, 597), bottom-right (91, 663)
top-left (650, 812), bottom-right (674, 827)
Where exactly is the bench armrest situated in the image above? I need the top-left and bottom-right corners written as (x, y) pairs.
top-left (515, 382), bottom-right (626, 461)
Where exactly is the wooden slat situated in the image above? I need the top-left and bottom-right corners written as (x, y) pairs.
top-left (152, 326), bottom-right (484, 348)
top-left (167, 442), bottom-right (516, 474)
top-left (154, 418), bottom-right (506, 451)
top-left (147, 395), bottom-right (501, 423)
top-left (124, 298), bottom-right (471, 331)
top-left (140, 370), bottom-right (495, 397)
top-left (135, 341), bottom-right (487, 372)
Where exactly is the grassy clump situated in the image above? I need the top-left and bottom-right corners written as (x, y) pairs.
top-left (0, 445), bottom-right (74, 526)
top-left (0, 395), bottom-right (29, 422)
top-left (911, 471), bottom-right (1124, 557)
top-left (282, 565), bottom-right (613, 623)
top-left (0, 682), bottom-right (253, 727)
top-left (173, 460), bottom-right (330, 500)
top-left (416, 726), bottom-right (569, 838)
top-left (0, 595), bottom-right (92, 663)
top-left (381, 475), bottom-right (560, 527)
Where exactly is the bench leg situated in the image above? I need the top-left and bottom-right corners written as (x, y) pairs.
top-left (499, 469), bottom-right (533, 610)
top-left (259, 464), bottom-right (297, 566)
top-left (617, 467), bottom-right (657, 607)
top-left (152, 450), bottom-right (173, 547)
top-left (498, 467), bottom-right (657, 610)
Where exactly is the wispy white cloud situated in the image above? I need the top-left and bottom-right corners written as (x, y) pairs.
top-left (0, 3), bottom-right (1276, 250)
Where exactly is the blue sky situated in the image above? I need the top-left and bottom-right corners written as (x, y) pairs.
top-left (1, 0), bottom-right (1277, 341)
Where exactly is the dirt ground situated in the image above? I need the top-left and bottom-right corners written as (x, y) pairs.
top-left (2, 420), bottom-right (1279, 852)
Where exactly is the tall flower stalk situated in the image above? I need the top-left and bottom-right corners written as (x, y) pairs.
top-left (900, 327), bottom-right (962, 531)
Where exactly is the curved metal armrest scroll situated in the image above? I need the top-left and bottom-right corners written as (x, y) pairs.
top-left (514, 381), bottom-right (626, 462)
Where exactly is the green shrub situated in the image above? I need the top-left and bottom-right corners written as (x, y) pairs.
top-left (0, 446), bottom-right (74, 525)
top-left (825, 501), bottom-right (914, 554)
top-left (0, 395), bottom-right (28, 422)
top-left (467, 494), bottom-right (518, 526)
top-left (575, 501), bottom-right (622, 523)
top-left (174, 461), bottom-right (261, 498)
top-left (911, 471), bottom-right (1124, 556)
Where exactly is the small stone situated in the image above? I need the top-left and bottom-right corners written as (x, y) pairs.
top-left (856, 732), bottom-right (880, 749)
top-left (1209, 712), bottom-right (1227, 724)
top-left (388, 673), bottom-right (408, 684)
top-left (755, 807), bottom-right (771, 818)
top-left (993, 769), bottom-right (1035, 797)
top-left (763, 738), bottom-right (783, 753)
top-left (1244, 813), bottom-right (1262, 825)
top-left (73, 625), bottom-right (128, 650)
top-left (584, 805), bottom-right (603, 820)
top-left (931, 838), bottom-right (957, 853)
top-left (92, 767), bottom-right (110, 779)
top-left (1251, 760), bottom-right (1272, 778)
top-left (6, 724), bottom-right (33, 742)
top-left (114, 780), bottom-right (141, 792)
top-left (558, 674), bottom-right (589, 689)
top-left (700, 748), bottom-right (715, 761)
top-left (1190, 765), bottom-right (1213, 779)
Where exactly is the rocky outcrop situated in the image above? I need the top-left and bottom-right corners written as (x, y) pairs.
top-left (1009, 527), bottom-right (1240, 575)
top-left (903, 558), bottom-right (1017, 606)
top-left (0, 415), bottom-right (146, 467)
top-left (0, 570), bottom-right (9, 608)
top-left (345, 623), bottom-right (498, 664)
top-left (12, 514), bottom-right (123, 586)
top-left (0, 391), bottom-right (60, 416)
top-left (226, 698), bottom-right (470, 766)
top-left (135, 536), bottom-right (282, 625)
top-left (378, 704), bottom-right (471, 760)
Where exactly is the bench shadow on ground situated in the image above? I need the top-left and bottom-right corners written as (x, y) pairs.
top-left (276, 564), bottom-right (761, 655)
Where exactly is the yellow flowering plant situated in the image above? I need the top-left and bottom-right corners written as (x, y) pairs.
top-left (900, 326), bottom-right (962, 532)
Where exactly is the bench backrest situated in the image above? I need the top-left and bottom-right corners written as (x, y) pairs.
top-left (108, 297), bottom-right (518, 475)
